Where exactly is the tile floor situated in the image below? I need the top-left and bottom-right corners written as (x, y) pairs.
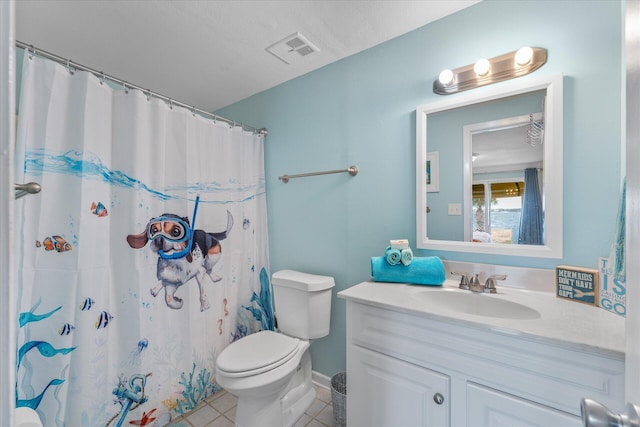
top-left (168, 384), bottom-right (336, 427)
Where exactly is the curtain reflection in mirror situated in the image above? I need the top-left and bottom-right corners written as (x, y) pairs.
top-left (518, 168), bottom-right (544, 245)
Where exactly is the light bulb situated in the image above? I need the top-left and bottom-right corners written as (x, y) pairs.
top-left (438, 69), bottom-right (454, 85)
top-left (474, 59), bottom-right (490, 76)
top-left (515, 46), bottom-right (534, 66)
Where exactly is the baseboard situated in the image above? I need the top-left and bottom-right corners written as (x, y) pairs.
top-left (312, 370), bottom-right (331, 390)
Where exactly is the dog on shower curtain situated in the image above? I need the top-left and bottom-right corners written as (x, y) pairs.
top-left (126, 211), bottom-right (233, 311)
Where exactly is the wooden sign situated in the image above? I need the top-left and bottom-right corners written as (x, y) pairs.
top-left (556, 265), bottom-right (599, 306)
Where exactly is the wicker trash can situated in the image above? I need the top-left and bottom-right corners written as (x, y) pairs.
top-left (331, 372), bottom-right (347, 427)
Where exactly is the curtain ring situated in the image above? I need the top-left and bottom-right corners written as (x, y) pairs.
top-left (27, 45), bottom-right (35, 60)
top-left (145, 90), bottom-right (151, 101)
top-left (66, 59), bottom-right (74, 75)
top-left (192, 107), bottom-right (197, 117)
top-left (169, 99), bottom-right (173, 109)
top-left (122, 81), bottom-right (129, 94)
top-left (99, 72), bottom-right (105, 85)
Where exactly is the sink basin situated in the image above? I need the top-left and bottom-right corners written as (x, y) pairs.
top-left (416, 290), bottom-right (541, 320)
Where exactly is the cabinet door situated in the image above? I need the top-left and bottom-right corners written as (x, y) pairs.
top-left (466, 383), bottom-right (580, 427)
top-left (348, 345), bottom-right (449, 427)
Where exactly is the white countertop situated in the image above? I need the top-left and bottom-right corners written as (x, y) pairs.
top-left (338, 280), bottom-right (625, 357)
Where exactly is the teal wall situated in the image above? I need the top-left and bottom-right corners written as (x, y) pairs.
top-left (217, 0), bottom-right (624, 378)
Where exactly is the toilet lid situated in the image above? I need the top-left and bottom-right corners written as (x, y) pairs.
top-left (216, 330), bottom-right (300, 374)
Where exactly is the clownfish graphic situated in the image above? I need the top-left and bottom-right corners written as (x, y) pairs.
top-left (36, 236), bottom-right (72, 252)
top-left (80, 297), bottom-right (94, 311)
top-left (90, 201), bottom-right (108, 217)
top-left (95, 311), bottom-right (113, 329)
top-left (58, 323), bottom-right (75, 336)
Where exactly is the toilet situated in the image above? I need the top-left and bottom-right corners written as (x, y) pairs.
top-left (215, 269), bottom-right (335, 427)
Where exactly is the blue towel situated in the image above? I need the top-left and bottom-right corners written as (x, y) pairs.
top-left (400, 248), bottom-right (413, 266)
top-left (371, 256), bottom-right (445, 286)
top-left (385, 246), bottom-right (401, 265)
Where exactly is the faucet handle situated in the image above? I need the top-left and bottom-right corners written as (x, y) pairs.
top-left (450, 271), bottom-right (470, 290)
top-left (484, 274), bottom-right (507, 293)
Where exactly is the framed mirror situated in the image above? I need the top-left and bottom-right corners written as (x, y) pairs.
top-left (416, 73), bottom-right (563, 258)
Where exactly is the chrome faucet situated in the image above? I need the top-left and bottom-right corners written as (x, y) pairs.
top-left (469, 273), bottom-right (484, 293)
top-left (451, 272), bottom-right (507, 293)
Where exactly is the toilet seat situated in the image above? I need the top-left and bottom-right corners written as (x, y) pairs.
top-left (216, 330), bottom-right (301, 378)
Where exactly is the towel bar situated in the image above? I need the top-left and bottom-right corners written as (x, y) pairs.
top-left (278, 165), bottom-right (358, 183)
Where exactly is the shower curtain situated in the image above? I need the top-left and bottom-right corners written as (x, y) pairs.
top-left (15, 54), bottom-right (272, 426)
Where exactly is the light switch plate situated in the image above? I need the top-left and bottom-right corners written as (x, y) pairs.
top-left (448, 203), bottom-right (462, 215)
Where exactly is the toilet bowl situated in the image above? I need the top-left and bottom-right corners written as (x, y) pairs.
top-left (215, 270), bottom-right (335, 427)
top-left (216, 330), bottom-right (315, 427)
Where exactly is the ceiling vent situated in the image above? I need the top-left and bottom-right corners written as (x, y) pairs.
top-left (266, 32), bottom-right (319, 65)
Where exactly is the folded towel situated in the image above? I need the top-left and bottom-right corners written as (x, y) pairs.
top-left (385, 246), bottom-right (402, 265)
top-left (371, 256), bottom-right (445, 286)
top-left (400, 248), bottom-right (413, 266)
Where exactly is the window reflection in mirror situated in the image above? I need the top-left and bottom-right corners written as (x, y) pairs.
top-left (472, 181), bottom-right (525, 244)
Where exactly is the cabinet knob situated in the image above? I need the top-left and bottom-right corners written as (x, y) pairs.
top-left (433, 393), bottom-right (445, 405)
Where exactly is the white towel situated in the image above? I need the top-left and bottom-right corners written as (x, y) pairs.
top-left (390, 239), bottom-right (409, 250)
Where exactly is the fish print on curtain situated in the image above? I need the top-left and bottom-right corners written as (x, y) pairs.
top-left (15, 54), bottom-right (273, 426)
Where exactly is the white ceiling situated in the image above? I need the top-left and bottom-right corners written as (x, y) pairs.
top-left (15, 0), bottom-right (479, 112)
top-left (473, 125), bottom-right (544, 174)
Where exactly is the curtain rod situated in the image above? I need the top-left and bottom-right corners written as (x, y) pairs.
top-left (16, 41), bottom-right (267, 136)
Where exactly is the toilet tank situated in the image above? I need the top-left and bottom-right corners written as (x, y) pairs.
top-left (272, 270), bottom-right (335, 339)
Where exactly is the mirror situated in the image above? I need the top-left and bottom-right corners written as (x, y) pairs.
top-left (416, 73), bottom-right (563, 258)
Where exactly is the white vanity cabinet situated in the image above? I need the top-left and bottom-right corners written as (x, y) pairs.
top-left (465, 383), bottom-right (579, 426)
top-left (349, 345), bottom-right (450, 426)
top-left (342, 283), bottom-right (625, 427)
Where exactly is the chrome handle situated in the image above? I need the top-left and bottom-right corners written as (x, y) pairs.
top-left (450, 271), bottom-right (469, 290)
top-left (581, 398), bottom-right (640, 427)
top-left (484, 274), bottom-right (507, 294)
top-left (433, 393), bottom-right (445, 405)
top-left (15, 182), bottom-right (41, 199)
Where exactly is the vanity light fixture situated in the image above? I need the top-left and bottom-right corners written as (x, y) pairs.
top-left (433, 47), bottom-right (547, 95)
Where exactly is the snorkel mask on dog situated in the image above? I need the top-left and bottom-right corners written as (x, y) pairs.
top-left (147, 195), bottom-right (200, 260)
